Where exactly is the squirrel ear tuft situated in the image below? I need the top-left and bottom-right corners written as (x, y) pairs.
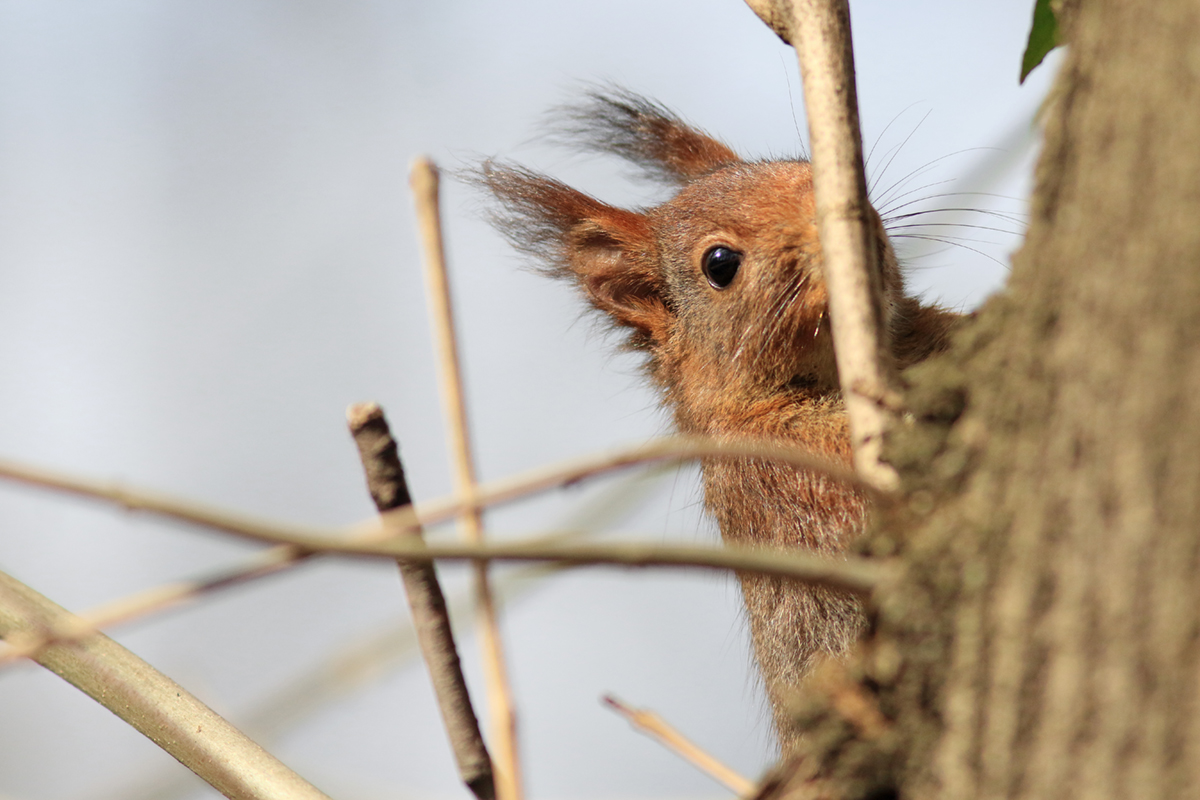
top-left (551, 86), bottom-right (741, 186)
top-left (475, 161), bottom-right (672, 348)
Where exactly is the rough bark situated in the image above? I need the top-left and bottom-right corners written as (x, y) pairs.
top-left (768, 1), bottom-right (1200, 797)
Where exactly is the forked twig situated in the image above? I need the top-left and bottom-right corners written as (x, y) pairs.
top-left (1, 539), bottom-right (886, 656)
top-left (743, 0), bottom-right (904, 492)
top-left (0, 534), bottom-right (887, 668)
top-left (0, 570), bottom-right (332, 800)
top-left (603, 695), bottom-right (756, 796)
top-left (412, 156), bottom-right (523, 800)
top-left (0, 437), bottom-right (887, 665)
top-left (348, 401), bottom-right (494, 800)
top-left (0, 457), bottom-right (670, 667)
top-left (742, 0), bottom-right (793, 41)
top-left (0, 433), bottom-right (866, 549)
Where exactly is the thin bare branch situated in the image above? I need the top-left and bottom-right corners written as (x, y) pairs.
top-left (0, 434), bottom-right (866, 549)
top-left (0, 455), bottom-right (333, 542)
top-left (367, 434), bottom-right (873, 539)
top-left (0, 464), bottom-right (668, 671)
top-left (0, 444), bottom-right (885, 668)
top-left (0, 532), bottom-right (887, 671)
top-left (179, 531), bottom-right (890, 592)
top-left (412, 156), bottom-right (523, 800)
top-left (603, 695), bottom-right (756, 796)
top-left (0, 545), bottom-right (307, 665)
top-left (0, 532), bottom-right (885, 665)
top-left (0, 570), bottom-right (333, 800)
top-left (744, 0), bottom-right (904, 492)
top-left (348, 401), bottom-right (494, 800)
top-left (0, 435), bottom-right (872, 666)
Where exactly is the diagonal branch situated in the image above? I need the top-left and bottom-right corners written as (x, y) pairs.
top-left (604, 695), bottom-right (756, 795)
top-left (348, 401), bottom-right (494, 800)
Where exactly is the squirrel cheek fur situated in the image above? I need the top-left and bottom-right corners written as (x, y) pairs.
top-left (479, 90), bottom-right (958, 751)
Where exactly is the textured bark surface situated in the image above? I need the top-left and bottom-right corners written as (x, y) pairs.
top-left (768, 1), bottom-right (1200, 797)
top-left (891, 1), bottom-right (1200, 797)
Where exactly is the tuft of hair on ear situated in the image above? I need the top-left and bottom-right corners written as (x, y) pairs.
top-left (470, 159), bottom-right (669, 351)
top-left (548, 84), bottom-right (741, 187)
top-left (469, 160), bottom-right (606, 278)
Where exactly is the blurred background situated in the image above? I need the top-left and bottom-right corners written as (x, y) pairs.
top-left (0, 2), bottom-right (1056, 798)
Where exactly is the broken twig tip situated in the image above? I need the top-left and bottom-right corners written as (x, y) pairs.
top-left (411, 156), bottom-right (439, 189)
top-left (601, 694), bottom-right (626, 713)
top-left (346, 402), bottom-right (383, 430)
top-left (347, 403), bottom-right (493, 798)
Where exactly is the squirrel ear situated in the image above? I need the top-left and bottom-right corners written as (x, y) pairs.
top-left (565, 211), bottom-right (670, 347)
top-left (477, 161), bottom-right (672, 348)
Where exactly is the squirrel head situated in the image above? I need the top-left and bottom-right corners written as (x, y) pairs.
top-left (478, 89), bottom-right (903, 425)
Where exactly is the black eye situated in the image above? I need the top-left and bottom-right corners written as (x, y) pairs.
top-left (702, 246), bottom-right (742, 289)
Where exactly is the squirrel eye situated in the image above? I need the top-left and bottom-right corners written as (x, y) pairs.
top-left (702, 246), bottom-right (742, 289)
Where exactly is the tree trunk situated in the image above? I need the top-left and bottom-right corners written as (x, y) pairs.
top-left (769, 1), bottom-right (1200, 797)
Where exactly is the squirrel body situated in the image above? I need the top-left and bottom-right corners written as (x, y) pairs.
top-left (479, 89), bottom-right (959, 750)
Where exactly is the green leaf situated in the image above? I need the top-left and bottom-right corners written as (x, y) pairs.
top-left (1021, 0), bottom-right (1060, 83)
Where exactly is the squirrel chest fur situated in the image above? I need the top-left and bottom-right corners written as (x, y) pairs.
top-left (479, 89), bottom-right (958, 750)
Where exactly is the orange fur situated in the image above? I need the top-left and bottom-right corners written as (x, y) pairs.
top-left (477, 88), bottom-right (960, 750)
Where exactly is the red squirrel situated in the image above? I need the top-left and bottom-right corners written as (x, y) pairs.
top-left (478, 89), bottom-right (959, 751)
